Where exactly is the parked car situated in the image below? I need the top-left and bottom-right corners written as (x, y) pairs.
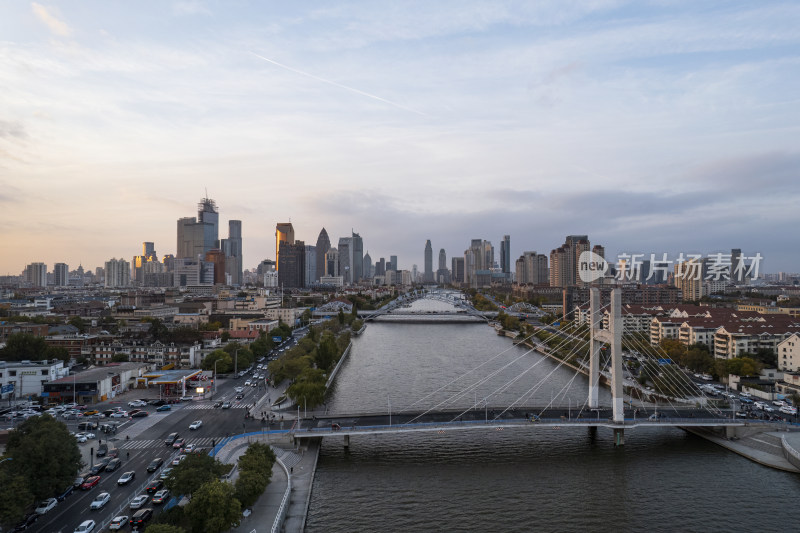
top-left (189, 420), bottom-right (202, 430)
top-left (90, 491), bottom-right (111, 510)
top-left (129, 495), bottom-right (149, 509)
top-left (128, 399), bottom-right (147, 407)
top-left (184, 443), bottom-right (197, 453)
top-left (180, 395), bottom-right (194, 401)
top-left (74, 475), bottom-right (87, 488)
top-left (158, 467), bottom-right (173, 480)
top-left (108, 515), bottom-right (129, 530)
top-left (172, 454), bottom-right (187, 466)
top-left (152, 489), bottom-right (170, 504)
top-left (117, 471), bottom-right (135, 485)
top-left (35, 498), bottom-right (57, 515)
top-left (109, 411), bottom-right (127, 418)
top-left (129, 508), bottom-right (153, 528)
top-left (105, 458), bottom-right (122, 472)
top-left (12, 512), bottom-right (39, 531)
top-left (73, 519), bottom-right (96, 533)
top-left (146, 458), bottom-right (164, 473)
top-left (146, 480), bottom-right (164, 493)
top-left (131, 410), bottom-right (149, 418)
top-left (156, 405), bottom-right (171, 412)
top-left (164, 432), bottom-right (179, 445)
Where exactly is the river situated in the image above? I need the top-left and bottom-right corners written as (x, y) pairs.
top-left (305, 299), bottom-right (800, 532)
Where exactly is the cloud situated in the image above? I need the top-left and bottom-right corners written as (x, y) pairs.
top-left (0, 120), bottom-right (27, 139)
top-left (31, 2), bottom-right (72, 37)
top-left (172, 1), bottom-right (211, 16)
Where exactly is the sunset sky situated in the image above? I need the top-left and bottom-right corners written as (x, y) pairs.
top-left (1, 1), bottom-right (799, 275)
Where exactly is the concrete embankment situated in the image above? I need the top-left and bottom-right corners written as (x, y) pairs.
top-left (683, 425), bottom-right (800, 473)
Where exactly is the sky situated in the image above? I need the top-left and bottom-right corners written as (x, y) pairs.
top-left (1, 0), bottom-right (799, 275)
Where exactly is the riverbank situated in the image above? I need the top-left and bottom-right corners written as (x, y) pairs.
top-left (683, 425), bottom-right (800, 473)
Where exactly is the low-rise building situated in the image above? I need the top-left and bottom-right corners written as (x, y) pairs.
top-left (778, 334), bottom-right (800, 372)
top-left (43, 362), bottom-right (148, 404)
top-left (0, 359), bottom-right (68, 400)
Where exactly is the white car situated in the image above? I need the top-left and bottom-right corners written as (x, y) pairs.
top-left (35, 497), bottom-right (57, 515)
top-left (130, 494), bottom-right (149, 509)
top-left (109, 411), bottom-right (128, 418)
top-left (184, 443), bottom-right (197, 453)
top-left (108, 515), bottom-right (129, 530)
top-left (172, 454), bottom-right (187, 466)
top-left (90, 492), bottom-right (111, 510)
top-left (128, 400), bottom-right (147, 407)
top-left (74, 520), bottom-right (96, 533)
top-left (234, 387), bottom-right (244, 393)
top-left (189, 420), bottom-right (202, 430)
top-left (780, 406), bottom-right (797, 415)
top-left (244, 380), bottom-right (252, 386)
top-left (75, 433), bottom-right (88, 443)
top-left (117, 471), bottom-right (136, 485)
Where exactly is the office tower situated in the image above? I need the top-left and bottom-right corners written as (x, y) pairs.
top-left (363, 252), bottom-right (373, 279)
top-left (53, 263), bottom-right (69, 287)
top-left (325, 248), bottom-right (339, 277)
top-left (257, 259), bottom-right (276, 277)
top-left (24, 262), bottom-right (47, 287)
top-left (315, 228), bottom-right (331, 282)
top-left (278, 241), bottom-right (306, 288)
top-left (275, 223), bottom-right (295, 271)
top-left (173, 256), bottom-right (213, 287)
top-left (220, 220), bottom-right (243, 286)
top-left (177, 197), bottom-right (218, 259)
top-left (389, 255), bottom-right (398, 272)
top-left (452, 257), bottom-right (465, 283)
top-left (438, 249), bottom-right (447, 271)
top-left (500, 235), bottom-right (511, 274)
top-left (305, 245), bottom-right (317, 287)
top-left (351, 232), bottom-right (364, 283)
top-left (204, 249), bottom-right (227, 285)
top-left (143, 242), bottom-right (155, 257)
top-left (133, 242), bottom-right (159, 283)
top-left (424, 240), bottom-right (433, 282)
top-left (197, 197), bottom-right (219, 251)
top-left (436, 249), bottom-right (450, 284)
top-left (162, 255), bottom-right (175, 272)
top-left (376, 257), bottom-right (386, 276)
top-left (412, 264), bottom-right (419, 282)
top-left (338, 237), bottom-right (352, 284)
top-left (104, 258), bottom-right (131, 288)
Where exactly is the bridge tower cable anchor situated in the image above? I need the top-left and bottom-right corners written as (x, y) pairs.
top-left (589, 288), bottom-right (624, 445)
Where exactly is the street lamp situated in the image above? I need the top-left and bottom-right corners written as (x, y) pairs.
top-left (213, 360), bottom-right (219, 399)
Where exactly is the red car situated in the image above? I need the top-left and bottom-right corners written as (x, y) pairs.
top-left (172, 438), bottom-right (185, 449)
top-left (81, 476), bottom-right (101, 490)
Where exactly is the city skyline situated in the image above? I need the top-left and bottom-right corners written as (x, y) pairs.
top-left (2, 2), bottom-right (799, 273)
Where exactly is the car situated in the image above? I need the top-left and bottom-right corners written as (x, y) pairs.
top-left (73, 519), bottom-right (96, 533)
top-left (222, 402), bottom-right (231, 409)
top-left (109, 411), bottom-right (127, 418)
top-left (244, 380), bottom-right (252, 387)
top-left (96, 443), bottom-right (108, 457)
top-left (129, 495), bottom-right (149, 509)
top-left (107, 447), bottom-right (120, 458)
top-left (159, 467), bottom-right (173, 480)
top-left (213, 400), bottom-right (223, 408)
top-left (172, 454), bottom-right (187, 466)
top-left (764, 406), bottom-right (775, 413)
top-left (35, 498), bottom-right (57, 515)
top-left (189, 420), bottom-right (202, 430)
top-left (236, 393), bottom-right (244, 399)
top-left (234, 386), bottom-right (244, 393)
top-left (105, 458), bottom-right (122, 472)
top-left (90, 491), bottom-right (111, 510)
top-left (149, 399), bottom-right (167, 406)
top-left (146, 480), bottom-right (164, 493)
top-left (131, 410), bottom-right (149, 418)
top-left (83, 410), bottom-right (99, 416)
top-left (108, 515), bottom-right (129, 530)
top-left (129, 508), bottom-right (153, 528)
top-left (88, 462), bottom-right (107, 476)
top-left (152, 489), bottom-right (170, 504)
top-left (118, 471), bottom-right (136, 485)
top-left (173, 437), bottom-right (186, 449)
top-left (128, 399), bottom-right (147, 407)
top-left (146, 458), bottom-right (164, 472)
top-left (74, 475), bottom-right (87, 488)
top-left (75, 433), bottom-right (88, 443)
top-left (156, 404), bottom-right (171, 412)
top-left (56, 484), bottom-right (74, 501)
top-left (164, 432), bottom-right (179, 445)
top-left (180, 395), bottom-right (194, 401)
top-left (780, 406), bottom-right (797, 415)
top-left (184, 443), bottom-right (197, 453)
top-left (128, 409), bottom-right (141, 416)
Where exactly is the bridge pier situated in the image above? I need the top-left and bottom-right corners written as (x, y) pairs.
top-left (343, 434), bottom-right (350, 448)
top-left (614, 427), bottom-right (625, 447)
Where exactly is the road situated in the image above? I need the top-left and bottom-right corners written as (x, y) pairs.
top-left (27, 368), bottom-right (277, 533)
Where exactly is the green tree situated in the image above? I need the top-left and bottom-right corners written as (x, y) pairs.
top-left (168, 327), bottom-right (203, 344)
top-left (111, 353), bottom-right (129, 363)
top-left (142, 524), bottom-right (187, 533)
top-left (68, 316), bottom-right (87, 333)
top-left (250, 333), bottom-right (274, 358)
top-left (4, 415), bottom-right (81, 501)
top-left (185, 480), bottom-right (241, 533)
top-left (164, 453), bottom-right (228, 496)
top-left (234, 442), bottom-right (276, 508)
top-left (146, 318), bottom-right (169, 341)
top-left (286, 368), bottom-right (326, 407)
top-left (202, 350), bottom-right (233, 374)
top-left (351, 319), bottom-right (364, 332)
top-left (0, 464), bottom-right (34, 529)
top-left (235, 470), bottom-right (267, 509)
top-left (0, 333), bottom-right (56, 362)
top-left (337, 308), bottom-right (345, 324)
top-left (314, 333), bottom-right (338, 371)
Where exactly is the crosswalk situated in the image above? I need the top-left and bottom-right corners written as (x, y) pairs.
top-left (118, 436), bottom-right (219, 450)
top-left (182, 400), bottom-right (251, 410)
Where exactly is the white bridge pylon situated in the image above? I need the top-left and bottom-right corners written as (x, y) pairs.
top-left (589, 287), bottom-right (625, 443)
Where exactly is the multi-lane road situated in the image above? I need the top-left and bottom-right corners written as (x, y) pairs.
top-left (27, 371), bottom-right (275, 533)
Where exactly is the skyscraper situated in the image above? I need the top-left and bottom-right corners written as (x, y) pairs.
top-left (53, 263), bottom-right (69, 287)
top-left (315, 228), bottom-right (331, 282)
top-left (500, 235), bottom-right (511, 274)
top-left (325, 248), bottom-right (339, 277)
top-left (363, 252), bottom-right (373, 279)
top-left (304, 245), bottom-right (317, 287)
top-left (389, 255), bottom-right (398, 272)
top-left (25, 262), bottom-right (47, 287)
top-left (220, 220), bottom-right (243, 285)
top-left (275, 223), bottom-right (295, 271)
top-left (104, 258), bottom-right (131, 288)
top-left (351, 232), bottom-right (364, 283)
top-left (424, 240), bottom-right (433, 282)
top-left (177, 197), bottom-right (219, 259)
top-left (278, 240), bottom-right (306, 288)
top-left (451, 257), bottom-right (465, 283)
top-left (338, 237), bottom-right (352, 284)
top-left (437, 249), bottom-right (449, 284)
top-left (204, 249), bottom-right (227, 285)
top-left (376, 257), bottom-right (386, 276)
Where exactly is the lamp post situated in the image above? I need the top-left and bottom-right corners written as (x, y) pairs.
top-left (303, 396), bottom-right (307, 419)
top-left (213, 360), bottom-right (219, 400)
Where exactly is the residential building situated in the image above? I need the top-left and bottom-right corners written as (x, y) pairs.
top-left (25, 262), bottom-right (47, 288)
top-left (105, 258), bottom-right (131, 288)
top-left (53, 263), bottom-right (69, 287)
top-left (778, 334), bottom-right (800, 372)
top-left (500, 235), bottom-right (511, 274)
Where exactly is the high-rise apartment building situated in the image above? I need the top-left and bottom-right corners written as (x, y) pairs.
top-left (275, 223), bottom-right (295, 272)
top-left (549, 235), bottom-right (594, 288)
top-left (315, 228), bottom-right (331, 282)
top-left (500, 235), bottom-right (511, 274)
top-left (104, 258), bottom-right (131, 288)
top-left (24, 262), bottom-right (47, 287)
top-left (53, 263), bottom-right (69, 287)
top-left (515, 252), bottom-right (548, 285)
top-left (424, 240), bottom-right (433, 283)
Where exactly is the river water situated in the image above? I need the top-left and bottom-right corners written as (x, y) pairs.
top-left (305, 299), bottom-right (800, 532)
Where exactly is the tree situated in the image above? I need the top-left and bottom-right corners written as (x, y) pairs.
top-left (164, 453), bottom-right (228, 496)
top-left (314, 333), bottom-right (338, 371)
top-left (185, 480), bottom-right (241, 533)
top-left (0, 333), bottom-right (69, 363)
top-left (142, 524), bottom-right (187, 533)
top-left (337, 308), bottom-right (345, 325)
top-left (286, 368), bottom-right (326, 407)
top-left (202, 350), bottom-right (233, 374)
top-left (146, 318), bottom-right (169, 341)
top-left (0, 465), bottom-right (33, 529)
top-left (68, 316), bottom-right (87, 333)
top-left (250, 333), bottom-right (274, 358)
top-left (111, 353), bottom-right (129, 363)
top-left (234, 442), bottom-right (276, 508)
top-left (4, 415), bottom-right (81, 502)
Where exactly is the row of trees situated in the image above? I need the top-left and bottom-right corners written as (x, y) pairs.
top-left (0, 416), bottom-right (82, 528)
top-left (0, 333), bottom-right (69, 363)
